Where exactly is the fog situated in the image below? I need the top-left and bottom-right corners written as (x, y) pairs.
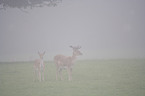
top-left (0, 0), bottom-right (145, 61)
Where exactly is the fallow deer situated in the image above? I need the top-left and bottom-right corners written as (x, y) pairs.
top-left (54, 46), bottom-right (82, 81)
top-left (34, 51), bottom-right (45, 82)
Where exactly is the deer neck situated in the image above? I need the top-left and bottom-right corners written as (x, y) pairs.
top-left (71, 53), bottom-right (77, 61)
top-left (40, 58), bottom-right (43, 65)
top-left (39, 58), bottom-right (44, 69)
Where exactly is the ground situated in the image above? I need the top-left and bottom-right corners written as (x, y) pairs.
top-left (0, 59), bottom-right (145, 96)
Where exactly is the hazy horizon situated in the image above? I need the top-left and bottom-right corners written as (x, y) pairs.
top-left (0, 0), bottom-right (145, 62)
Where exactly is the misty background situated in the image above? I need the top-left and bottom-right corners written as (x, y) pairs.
top-left (0, 0), bottom-right (145, 62)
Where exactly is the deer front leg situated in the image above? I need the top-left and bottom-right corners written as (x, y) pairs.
top-left (67, 67), bottom-right (72, 81)
top-left (42, 70), bottom-right (45, 81)
top-left (39, 71), bottom-right (41, 82)
top-left (41, 65), bottom-right (45, 81)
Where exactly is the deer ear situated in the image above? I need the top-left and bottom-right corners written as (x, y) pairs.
top-left (70, 46), bottom-right (73, 48)
top-left (78, 46), bottom-right (81, 49)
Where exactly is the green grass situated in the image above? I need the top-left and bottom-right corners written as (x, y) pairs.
top-left (0, 59), bottom-right (145, 96)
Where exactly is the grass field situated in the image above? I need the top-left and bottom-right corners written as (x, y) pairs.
top-left (0, 59), bottom-right (145, 96)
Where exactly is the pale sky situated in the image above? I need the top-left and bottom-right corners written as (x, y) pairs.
top-left (0, 0), bottom-right (145, 61)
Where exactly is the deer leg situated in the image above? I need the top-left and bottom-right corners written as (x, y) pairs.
top-left (33, 65), bottom-right (38, 82)
top-left (56, 67), bottom-right (59, 80)
top-left (70, 67), bottom-right (72, 81)
top-left (59, 68), bottom-right (63, 80)
top-left (33, 69), bottom-right (36, 81)
top-left (67, 67), bottom-right (71, 81)
top-left (42, 69), bottom-right (44, 81)
top-left (39, 71), bottom-right (41, 82)
top-left (37, 71), bottom-right (39, 81)
top-left (35, 69), bottom-right (39, 81)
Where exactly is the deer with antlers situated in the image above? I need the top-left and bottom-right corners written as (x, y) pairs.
top-left (54, 46), bottom-right (82, 81)
top-left (34, 51), bottom-right (45, 82)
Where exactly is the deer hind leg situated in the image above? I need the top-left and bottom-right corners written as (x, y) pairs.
top-left (55, 61), bottom-right (63, 81)
top-left (56, 67), bottom-right (63, 81)
top-left (70, 67), bottom-right (72, 81)
top-left (33, 69), bottom-right (37, 81)
top-left (40, 66), bottom-right (45, 81)
top-left (59, 68), bottom-right (63, 80)
top-left (34, 66), bottom-right (39, 82)
top-left (56, 69), bottom-right (58, 80)
top-left (56, 65), bottom-right (59, 80)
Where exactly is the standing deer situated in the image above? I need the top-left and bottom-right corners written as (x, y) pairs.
top-left (34, 51), bottom-right (45, 82)
top-left (54, 46), bottom-right (82, 81)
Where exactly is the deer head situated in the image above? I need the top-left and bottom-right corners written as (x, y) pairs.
top-left (70, 46), bottom-right (82, 56)
top-left (38, 51), bottom-right (45, 59)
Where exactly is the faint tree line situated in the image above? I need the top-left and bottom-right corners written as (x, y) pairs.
top-left (0, 0), bottom-right (62, 10)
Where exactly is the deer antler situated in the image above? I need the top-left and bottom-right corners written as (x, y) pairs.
top-left (70, 46), bottom-right (81, 50)
top-left (70, 46), bottom-right (74, 48)
top-left (76, 46), bottom-right (81, 49)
